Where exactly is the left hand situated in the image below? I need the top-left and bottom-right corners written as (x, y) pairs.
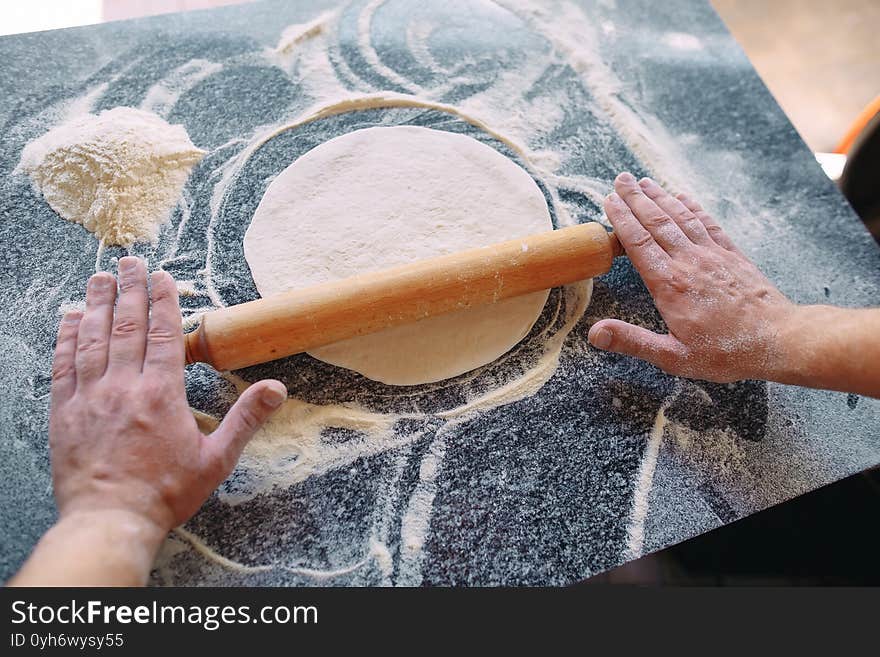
top-left (49, 257), bottom-right (287, 536)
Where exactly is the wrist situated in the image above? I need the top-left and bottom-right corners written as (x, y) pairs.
top-left (766, 304), bottom-right (834, 387)
top-left (57, 508), bottom-right (168, 550)
top-left (42, 509), bottom-right (166, 586)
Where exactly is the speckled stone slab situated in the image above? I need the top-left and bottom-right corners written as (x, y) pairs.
top-left (1, 0), bottom-right (878, 585)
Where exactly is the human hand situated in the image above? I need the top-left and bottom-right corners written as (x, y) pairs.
top-left (49, 257), bottom-right (287, 537)
top-left (588, 172), bottom-right (798, 384)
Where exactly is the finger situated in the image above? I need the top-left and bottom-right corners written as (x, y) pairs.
top-left (107, 257), bottom-right (148, 373)
top-left (638, 178), bottom-right (713, 246)
top-left (204, 380), bottom-right (288, 477)
top-left (614, 172), bottom-right (691, 254)
top-left (50, 312), bottom-right (83, 404)
top-left (605, 192), bottom-right (670, 281)
top-left (675, 193), bottom-right (741, 253)
top-left (144, 270), bottom-right (185, 375)
top-left (588, 319), bottom-right (687, 374)
top-left (75, 272), bottom-right (117, 384)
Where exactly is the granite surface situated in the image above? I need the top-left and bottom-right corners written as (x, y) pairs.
top-left (0, 0), bottom-right (878, 586)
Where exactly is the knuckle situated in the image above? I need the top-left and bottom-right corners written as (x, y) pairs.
top-left (672, 209), bottom-right (695, 222)
top-left (622, 190), bottom-right (644, 204)
top-left (55, 332), bottom-right (76, 351)
top-left (237, 405), bottom-right (263, 431)
top-left (642, 213), bottom-right (672, 229)
top-left (147, 326), bottom-right (180, 344)
top-left (112, 318), bottom-right (142, 336)
top-left (117, 275), bottom-right (142, 293)
top-left (150, 284), bottom-right (173, 303)
top-left (97, 384), bottom-right (129, 410)
top-left (663, 267), bottom-right (691, 293)
top-left (51, 361), bottom-right (75, 381)
top-left (630, 233), bottom-right (654, 249)
top-left (76, 336), bottom-right (106, 354)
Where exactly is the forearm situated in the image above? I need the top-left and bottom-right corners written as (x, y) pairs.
top-left (771, 305), bottom-right (880, 398)
top-left (8, 510), bottom-right (167, 587)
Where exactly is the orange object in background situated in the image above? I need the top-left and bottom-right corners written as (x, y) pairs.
top-left (836, 94), bottom-right (880, 154)
top-left (837, 95), bottom-right (880, 242)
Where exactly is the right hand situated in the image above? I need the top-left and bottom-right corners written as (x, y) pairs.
top-left (588, 172), bottom-right (798, 384)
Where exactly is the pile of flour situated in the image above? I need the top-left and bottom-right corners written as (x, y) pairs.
top-left (17, 107), bottom-right (204, 246)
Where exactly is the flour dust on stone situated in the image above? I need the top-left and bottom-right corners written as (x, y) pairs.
top-left (21, 0), bottom-right (745, 585)
top-left (153, 0), bottom-right (688, 583)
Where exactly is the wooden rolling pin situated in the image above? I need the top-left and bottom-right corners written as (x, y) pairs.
top-left (185, 222), bottom-right (622, 371)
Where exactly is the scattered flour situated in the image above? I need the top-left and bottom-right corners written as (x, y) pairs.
top-left (623, 383), bottom-right (679, 560)
top-left (17, 107), bottom-right (205, 246)
top-left (276, 10), bottom-right (339, 55)
top-left (148, 0), bottom-right (721, 583)
top-left (213, 280), bottom-right (591, 505)
top-left (141, 59), bottom-right (223, 117)
top-left (662, 32), bottom-right (704, 51)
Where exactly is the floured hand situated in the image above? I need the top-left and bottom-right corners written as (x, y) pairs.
top-left (588, 172), bottom-right (797, 384)
top-left (10, 257), bottom-right (287, 585)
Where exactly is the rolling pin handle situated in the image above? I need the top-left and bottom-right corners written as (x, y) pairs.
top-left (184, 325), bottom-right (209, 366)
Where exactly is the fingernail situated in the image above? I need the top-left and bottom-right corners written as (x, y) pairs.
top-left (263, 384), bottom-right (287, 408)
top-left (89, 273), bottom-right (112, 290)
top-left (638, 177), bottom-right (653, 187)
top-left (618, 172), bottom-right (635, 183)
top-left (119, 257), bottom-right (137, 273)
top-left (63, 312), bottom-right (83, 324)
top-left (590, 327), bottom-right (613, 350)
top-left (606, 192), bottom-right (622, 204)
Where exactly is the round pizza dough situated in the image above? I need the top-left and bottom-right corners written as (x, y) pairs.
top-left (244, 125), bottom-right (552, 385)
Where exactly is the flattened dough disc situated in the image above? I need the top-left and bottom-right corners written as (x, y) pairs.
top-left (244, 125), bottom-right (552, 385)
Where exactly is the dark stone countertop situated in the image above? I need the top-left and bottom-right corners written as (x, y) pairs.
top-left (0, 0), bottom-right (878, 585)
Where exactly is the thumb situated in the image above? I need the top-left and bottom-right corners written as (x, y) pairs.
top-left (588, 319), bottom-right (686, 373)
top-left (205, 379), bottom-right (287, 477)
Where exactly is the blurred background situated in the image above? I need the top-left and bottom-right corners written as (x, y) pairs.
top-left (2, 0), bottom-right (878, 585)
